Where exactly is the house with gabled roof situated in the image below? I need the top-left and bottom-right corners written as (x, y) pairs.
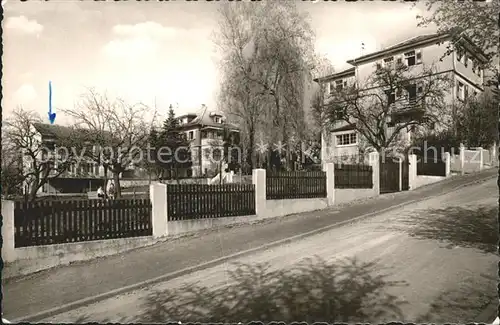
top-left (174, 105), bottom-right (240, 177)
top-left (26, 123), bottom-right (133, 195)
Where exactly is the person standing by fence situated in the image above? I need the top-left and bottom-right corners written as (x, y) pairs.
top-left (97, 186), bottom-right (105, 199)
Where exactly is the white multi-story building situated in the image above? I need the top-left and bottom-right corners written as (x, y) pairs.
top-left (315, 32), bottom-right (489, 163)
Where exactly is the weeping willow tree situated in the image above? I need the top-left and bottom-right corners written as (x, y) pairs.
top-left (215, 1), bottom-right (317, 172)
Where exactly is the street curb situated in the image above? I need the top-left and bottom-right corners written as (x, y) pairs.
top-left (13, 173), bottom-right (497, 323)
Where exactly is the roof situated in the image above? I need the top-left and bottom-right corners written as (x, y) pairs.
top-left (314, 67), bottom-right (355, 83)
top-left (329, 124), bottom-right (356, 133)
top-left (347, 33), bottom-right (450, 65)
top-left (346, 31), bottom-right (488, 65)
top-left (33, 123), bottom-right (86, 139)
top-left (177, 109), bottom-right (240, 131)
top-left (33, 123), bottom-right (115, 144)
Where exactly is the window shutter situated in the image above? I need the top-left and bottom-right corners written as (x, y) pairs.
top-left (416, 49), bottom-right (422, 64)
top-left (464, 85), bottom-right (468, 99)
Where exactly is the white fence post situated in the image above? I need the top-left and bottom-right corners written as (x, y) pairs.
top-left (325, 163), bottom-right (335, 206)
top-left (150, 182), bottom-right (169, 238)
top-left (368, 152), bottom-right (380, 195)
top-left (321, 131), bottom-right (327, 172)
top-left (252, 169), bottom-right (266, 216)
top-left (408, 154), bottom-right (417, 190)
top-left (478, 147), bottom-right (484, 171)
top-left (493, 141), bottom-right (498, 166)
top-left (444, 152), bottom-right (451, 177)
top-left (398, 157), bottom-right (403, 192)
top-left (460, 144), bottom-right (465, 175)
top-left (1, 200), bottom-right (16, 263)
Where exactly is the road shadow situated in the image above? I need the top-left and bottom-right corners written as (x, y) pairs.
top-left (138, 256), bottom-right (408, 323)
top-left (397, 205), bottom-right (498, 254)
top-left (416, 272), bottom-right (498, 323)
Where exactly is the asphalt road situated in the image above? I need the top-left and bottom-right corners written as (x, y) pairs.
top-left (40, 175), bottom-right (498, 323)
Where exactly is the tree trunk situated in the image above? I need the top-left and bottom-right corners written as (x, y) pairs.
top-left (29, 183), bottom-right (39, 202)
top-left (103, 165), bottom-right (109, 196)
top-left (113, 172), bottom-right (121, 199)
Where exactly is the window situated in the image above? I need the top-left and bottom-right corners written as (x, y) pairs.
top-left (406, 84), bottom-right (417, 104)
top-left (477, 65), bottom-right (482, 77)
top-left (385, 89), bottom-right (396, 105)
top-left (383, 56), bottom-right (394, 69)
top-left (203, 148), bottom-right (210, 159)
top-left (464, 84), bottom-right (469, 99)
top-left (214, 117), bottom-right (221, 123)
top-left (375, 61), bottom-right (383, 71)
top-left (467, 57), bottom-right (473, 69)
top-left (456, 48), bottom-right (464, 63)
top-left (404, 50), bottom-right (416, 66)
top-left (335, 79), bottom-right (343, 91)
top-left (396, 56), bottom-right (403, 66)
top-left (188, 131), bottom-right (194, 140)
top-left (336, 132), bottom-right (357, 146)
top-left (456, 81), bottom-right (465, 100)
top-left (335, 79), bottom-right (348, 91)
top-left (464, 54), bottom-right (468, 67)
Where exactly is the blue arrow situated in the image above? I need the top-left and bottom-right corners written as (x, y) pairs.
top-left (48, 81), bottom-right (56, 124)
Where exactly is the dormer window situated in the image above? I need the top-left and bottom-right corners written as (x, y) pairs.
top-left (214, 117), bottom-right (221, 123)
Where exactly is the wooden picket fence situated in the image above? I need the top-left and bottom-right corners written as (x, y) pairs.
top-left (266, 171), bottom-right (327, 200)
top-left (334, 164), bottom-right (373, 189)
top-left (14, 199), bottom-right (152, 248)
top-left (166, 184), bottom-right (256, 221)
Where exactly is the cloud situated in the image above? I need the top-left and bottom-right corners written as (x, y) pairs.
top-left (103, 21), bottom-right (180, 60)
top-left (103, 21), bottom-right (212, 61)
top-left (103, 37), bottom-right (159, 59)
top-left (4, 15), bottom-right (43, 35)
top-left (112, 21), bottom-right (178, 39)
top-left (14, 83), bottom-right (37, 104)
top-left (314, 5), bottom-right (428, 70)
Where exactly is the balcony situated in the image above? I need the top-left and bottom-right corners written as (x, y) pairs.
top-left (389, 101), bottom-right (426, 126)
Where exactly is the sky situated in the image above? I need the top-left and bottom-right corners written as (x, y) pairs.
top-left (2, 0), bottom-right (436, 125)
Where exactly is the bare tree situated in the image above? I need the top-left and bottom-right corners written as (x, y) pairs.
top-left (217, 69), bottom-right (263, 174)
top-left (214, 1), bottom-right (316, 171)
top-left (322, 63), bottom-right (453, 153)
top-left (2, 131), bottom-right (24, 198)
top-left (63, 89), bottom-right (157, 199)
top-left (310, 56), bottom-right (336, 132)
top-left (3, 107), bottom-right (81, 201)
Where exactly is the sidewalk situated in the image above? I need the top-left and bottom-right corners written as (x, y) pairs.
top-left (3, 169), bottom-right (496, 320)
